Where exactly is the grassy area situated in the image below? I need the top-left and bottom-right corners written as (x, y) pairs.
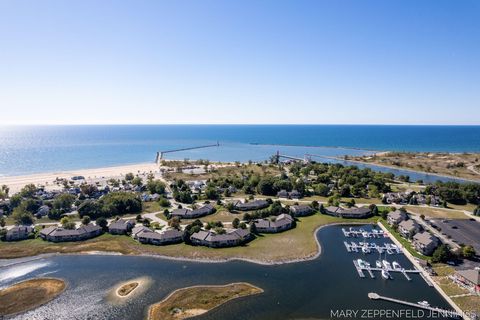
top-left (350, 152), bottom-right (480, 181)
top-left (180, 210), bottom-right (240, 224)
top-left (406, 206), bottom-right (469, 220)
top-left (163, 163), bottom-right (281, 181)
top-left (142, 202), bottom-right (163, 214)
top-left (378, 219), bottom-right (429, 260)
top-left (433, 277), bottom-right (470, 296)
top-left (0, 278), bottom-right (66, 316)
top-left (451, 295), bottom-right (480, 315)
top-left (147, 283), bottom-right (263, 320)
top-left (0, 214), bottom-right (378, 263)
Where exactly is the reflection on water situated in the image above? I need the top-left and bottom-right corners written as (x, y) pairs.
top-left (3, 225), bottom-right (456, 320)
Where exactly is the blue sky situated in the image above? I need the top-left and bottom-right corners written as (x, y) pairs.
top-left (0, 0), bottom-right (479, 125)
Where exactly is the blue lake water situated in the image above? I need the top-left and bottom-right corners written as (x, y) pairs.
top-left (0, 225), bottom-right (458, 320)
top-left (0, 125), bottom-right (479, 182)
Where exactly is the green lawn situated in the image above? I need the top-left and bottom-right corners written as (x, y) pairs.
top-left (0, 214), bottom-right (378, 263)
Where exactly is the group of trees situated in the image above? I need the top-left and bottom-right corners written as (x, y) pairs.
top-left (77, 192), bottom-right (142, 219)
top-left (425, 182), bottom-right (480, 205)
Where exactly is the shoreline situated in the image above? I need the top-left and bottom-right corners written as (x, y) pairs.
top-left (0, 222), bottom-right (370, 267)
top-left (339, 157), bottom-right (480, 183)
top-left (0, 162), bottom-right (160, 194)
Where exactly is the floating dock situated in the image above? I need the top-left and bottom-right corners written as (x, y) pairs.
top-left (344, 241), bottom-right (401, 254)
top-left (368, 292), bottom-right (462, 318)
top-left (342, 227), bottom-right (387, 238)
top-left (353, 260), bottom-right (420, 281)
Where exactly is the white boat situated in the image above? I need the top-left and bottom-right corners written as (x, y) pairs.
top-left (392, 261), bottom-right (401, 269)
top-left (357, 259), bottom-right (365, 268)
top-left (418, 301), bottom-right (430, 307)
top-left (382, 260), bottom-right (392, 269)
top-left (376, 260), bottom-right (382, 268)
top-left (362, 246), bottom-right (370, 254)
top-left (362, 231), bottom-right (368, 238)
top-left (381, 269), bottom-right (390, 279)
top-left (386, 248), bottom-right (393, 254)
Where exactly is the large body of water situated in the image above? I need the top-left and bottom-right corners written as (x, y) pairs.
top-left (0, 225), bottom-right (457, 320)
top-left (0, 125), bottom-right (479, 182)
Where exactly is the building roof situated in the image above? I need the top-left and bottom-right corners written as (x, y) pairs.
top-left (138, 228), bottom-right (183, 241)
top-left (413, 232), bottom-right (439, 246)
top-left (191, 228), bottom-right (250, 243)
top-left (399, 219), bottom-right (419, 231)
top-left (254, 214), bottom-right (294, 230)
top-left (234, 199), bottom-right (269, 210)
top-left (6, 225), bottom-right (33, 235)
top-left (290, 205), bottom-right (312, 213)
top-left (326, 206), bottom-right (371, 215)
top-left (457, 269), bottom-right (480, 285)
top-left (388, 210), bottom-right (408, 221)
top-left (109, 219), bottom-right (135, 230)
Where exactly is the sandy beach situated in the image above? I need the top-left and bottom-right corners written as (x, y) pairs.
top-left (0, 162), bottom-right (160, 194)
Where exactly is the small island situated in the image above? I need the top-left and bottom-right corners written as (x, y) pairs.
top-left (148, 282), bottom-right (263, 320)
top-left (0, 278), bottom-right (66, 316)
top-left (117, 282), bottom-right (139, 297)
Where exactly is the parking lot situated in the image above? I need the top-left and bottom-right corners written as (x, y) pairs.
top-left (430, 218), bottom-right (480, 254)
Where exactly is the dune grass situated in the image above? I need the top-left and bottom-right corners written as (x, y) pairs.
top-left (0, 278), bottom-right (66, 316)
top-left (148, 282), bottom-right (263, 320)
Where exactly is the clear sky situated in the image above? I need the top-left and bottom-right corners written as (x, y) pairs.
top-left (0, 0), bottom-right (479, 125)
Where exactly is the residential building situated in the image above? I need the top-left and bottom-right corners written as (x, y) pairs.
top-left (290, 205), bottom-right (313, 217)
top-left (233, 199), bottom-right (269, 211)
top-left (190, 228), bottom-right (251, 248)
top-left (398, 219), bottom-right (421, 238)
top-left (413, 232), bottom-right (440, 255)
top-left (40, 224), bottom-right (102, 242)
top-left (136, 228), bottom-right (183, 245)
top-left (254, 214), bottom-right (294, 233)
top-left (324, 206), bottom-right (372, 219)
top-left (170, 204), bottom-right (215, 219)
top-left (387, 210), bottom-right (408, 225)
top-left (5, 226), bottom-right (33, 241)
top-left (109, 219), bottom-right (136, 235)
top-left (453, 269), bottom-right (480, 293)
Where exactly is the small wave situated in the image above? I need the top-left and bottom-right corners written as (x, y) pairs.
top-left (0, 260), bottom-right (51, 283)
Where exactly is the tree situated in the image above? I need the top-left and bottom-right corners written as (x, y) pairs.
top-left (19, 184), bottom-right (37, 198)
top-left (53, 193), bottom-right (76, 212)
top-left (77, 200), bottom-right (102, 219)
top-left (11, 206), bottom-right (34, 225)
top-left (462, 245), bottom-right (476, 259)
top-left (80, 184), bottom-right (98, 196)
top-left (0, 217), bottom-right (6, 228)
top-left (249, 222), bottom-right (258, 234)
top-left (256, 177), bottom-right (276, 196)
top-left (432, 244), bottom-right (452, 263)
top-left (168, 216), bottom-right (181, 230)
top-left (232, 218), bottom-right (240, 229)
top-left (132, 177), bottom-right (143, 187)
top-left (311, 200), bottom-right (319, 210)
top-left (147, 180), bottom-right (166, 194)
top-left (96, 217), bottom-right (108, 231)
top-left (205, 187), bottom-right (219, 200)
top-left (125, 172), bottom-right (135, 181)
top-left (60, 217), bottom-right (76, 229)
top-left (81, 215), bottom-right (91, 225)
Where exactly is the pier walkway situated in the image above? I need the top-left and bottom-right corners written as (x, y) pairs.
top-left (368, 292), bottom-right (462, 318)
top-left (344, 241), bottom-right (401, 254)
top-left (155, 142), bottom-right (220, 163)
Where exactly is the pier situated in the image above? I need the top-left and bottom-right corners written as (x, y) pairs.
top-left (368, 292), bottom-right (462, 318)
top-left (353, 260), bottom-right (420, 280)
top-left (342, 227), bottom-right (387, 238)
top-left (344, 241), bottom-right (401, 254)
top-left (155, 142), bottom-right (220, 163)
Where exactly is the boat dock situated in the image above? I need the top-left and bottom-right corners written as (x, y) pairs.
top-left (353, 260), bottom-right (420, 280)
top-left (368, 292), bottom-right (462, 318)
top-left (342, 227), bottom-right (387, 238)
top-left (344, 241), bottom-right (401, 254)
top-left (155, 142), bottom-right (220, 163)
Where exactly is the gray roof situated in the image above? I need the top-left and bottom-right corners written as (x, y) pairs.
top-left (43, 224), bottom-right (102, 237)
top-left (326, 206), bottom-right (371, 216)
top-left (413, 232), bottom-right (439, 246)
top-left (456, 269), bottom-right (480, 285)
top-left (388, 210), bottom-right (408, 221)
top-left (291, 205), bottom-right (313, 213)
top-left (234, 199), bottom-right (269, 210)
top-left (138, 228), bottom-right (183, 240)
top-left (6, 225), bottom-right (33, 235)
top-left (255, 214), bottom-right (294, 229)
top-left (399, 219), bottom-right (419, 231)
top-left (109, 219), bottom-right (135, 230)
top-left (191, 228), bottom-right (250, 243)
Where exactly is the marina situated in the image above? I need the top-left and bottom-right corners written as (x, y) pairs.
top-left (341, 227), bottom-right (387, 238)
